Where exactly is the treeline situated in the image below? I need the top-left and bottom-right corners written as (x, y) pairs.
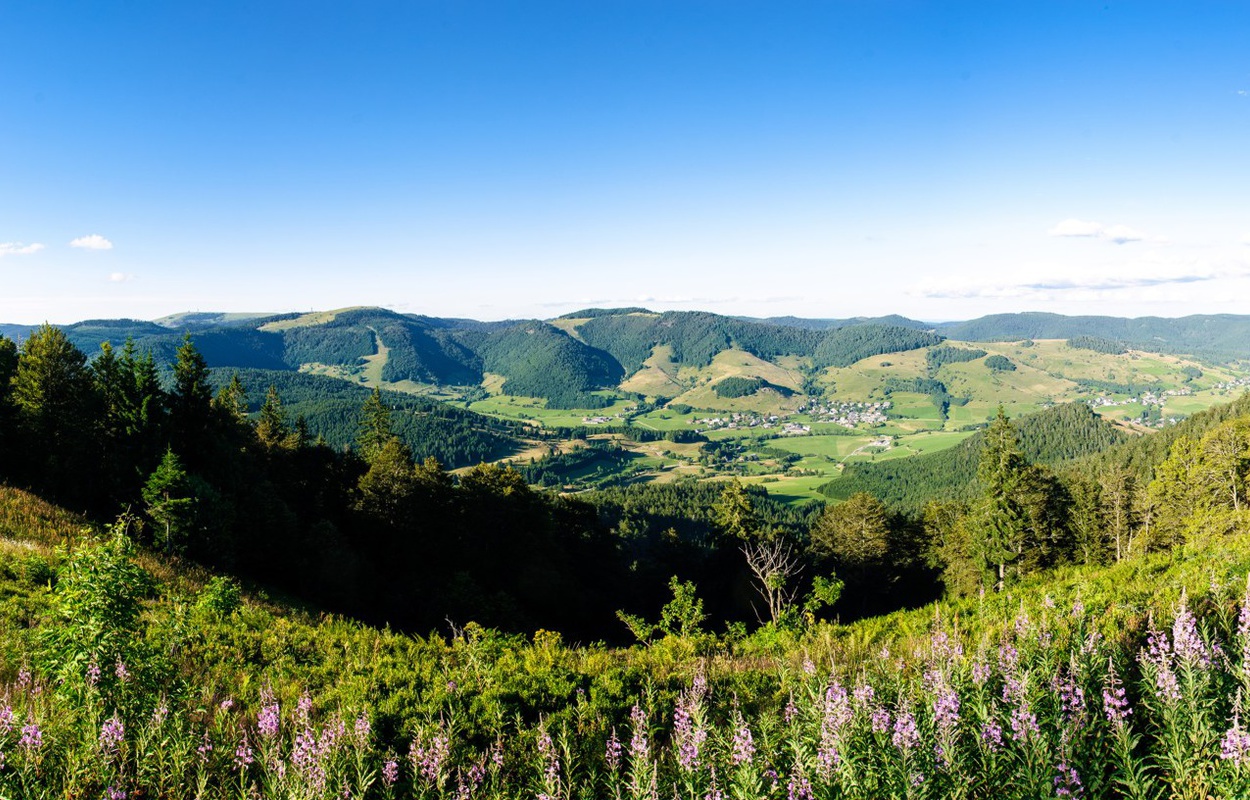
top-left (213, 369), bottom-right (523, 468)
top-left (925, 344), bottom-right (986, 371)
top-left (575, 312), bottom-right (941, 374)
top-left (713, 376), bottom-right (792, 398)
top-left (1068, 335), bottom-right (1127, 355)
top-left (821, 402), bottom-right (1129, 512)
top-left (460, 322), bottom-right (624, 408)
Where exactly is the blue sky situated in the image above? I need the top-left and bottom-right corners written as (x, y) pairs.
top-left (3, 1), bottom-right (1249, 323)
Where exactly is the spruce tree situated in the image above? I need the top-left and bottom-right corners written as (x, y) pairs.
top-left (974, 407), bottom-right (1029, 591)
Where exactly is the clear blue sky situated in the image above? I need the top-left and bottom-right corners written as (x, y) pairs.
top-left (3, 1), bottom-right (1249, 323)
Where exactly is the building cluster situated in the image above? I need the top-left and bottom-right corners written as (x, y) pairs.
top-left (798, 399), bottom-right (891, 429)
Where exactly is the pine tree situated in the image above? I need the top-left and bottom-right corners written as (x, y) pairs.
top-left (356, 388), bottom-right (396, 461)
top-left (169, 333), bottom-right (212, 461)
top-left (255, 385), bottom-right (290, 449)
top-left (713, 479), bottom-right (757, 539)
top-left (11, 324), bottom-right (99, 503)
top-left (142, 449), bottom-right (196, 555)
top-left (974, 407), bottom-right (1030, 591)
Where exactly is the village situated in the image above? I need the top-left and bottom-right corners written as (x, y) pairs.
top-left (798, 399), bottom-right (892, 428)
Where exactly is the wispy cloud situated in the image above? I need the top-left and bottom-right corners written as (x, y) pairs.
top-left (911, 262), bottom-right (1243, 300)
top-left (0, 242), bottom-right (45, 258)
top-left (1047, 218), bottom-right (1163, 245)
top-left (107, 272), bottom-right (134, 283)
top-left (70, 234), bottom-right (113, 250)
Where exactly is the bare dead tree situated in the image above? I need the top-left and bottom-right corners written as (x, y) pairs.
top-left (742, 539), bottom-right (802, 625)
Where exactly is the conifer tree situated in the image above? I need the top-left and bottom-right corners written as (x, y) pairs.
top-left (356, 387), bottom-right (396, 461)
top-left (142, 448), bottom-right (196, 555)
top-left (255, 385), bottom-right (290, 449)
top-left (974, 407), bottom-right (1029, 591)
top-left (169, 333), bottom-right (213, 462)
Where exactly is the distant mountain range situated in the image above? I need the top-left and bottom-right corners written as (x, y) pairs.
top-left (5, 308), bottom-right (1250, 408)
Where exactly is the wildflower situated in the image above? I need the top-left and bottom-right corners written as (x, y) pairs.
top-left (629, 704), bottom-right (650, 762)
top-left (382, 758), bottom-right (400, 785)
top-left (783, 695), bottom-right (798, 725)
top-left (234, 734), bottom-right (255, 770)
top-left (1056, 672), bottom-right (1086, 728)
top-left (787, 774), bottom-right (813, 800)
top-left (19, 722), bottom-right (42, 754)
top-left (257, 700), bottom-right (280, 739)
top-left (296, 692), bottom-right (314, 723)
top-left (354, 713), bottom-right (371, 742)
top-left (1102, 666), bottom-right (1132, 728)
top-left (0, 704), bottom-right (12, 735)
top-left (802, 658), bottom-right (816, 676)
top-left (292, 727), bottom-right (328, 792)
top-left (16, 669), bottom-right (30, 689)
top-left (932, 688), bottom-right (960, 731)
top-left (971, 660), bottom-right (991, 686)
top-left (152, 703), bottom-right (169, 726)
top-left (99, 713), bottom-right (125, 754)
top-left (980, 718), bottom-right (1003, 752)
top-left (1054, 761), bottom-right (1083, 797)
top-left (411, 729), bottom-right (450, 786)
top-left (86, 662), bottom-right (101, 687)
top-left (196, 732), bottom-right (213, 762)
top-left (114, 659), bottom-right (129, 683)
top-left (605, 727), bottom-right (622, 772)
top-left (1172, 593), bottom-right (1212, 669)
top-left (998, 644), bottom-right (1019, 675)
top-left (871, 706), bottom-right (891, 735)
top-left (853, 683), bottom-right (875, 706)
top-left (730, 718), bottom-right (755, 766)
top-left (105, 787), bottom-right (126, 800)
top-left (1220, 724), bottom-right (1250, 767)
top-left (1009, 705), bottom-right (1039, 743)
top-left (537, 729), bottom-right (560, 788)
top-left (892, 709), bottom-right (920, 752)
top-left (673, 692), bottom-right (706, 772)
top-left (219, 698), bottom-right (235, 713)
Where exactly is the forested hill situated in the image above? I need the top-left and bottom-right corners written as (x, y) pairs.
top-left (935, 312), bottom-right (1250, 359)
top-left (820, 402), bottom-right (1129, 513)
top-left (569, 310), bottom-right (941, 374)
top-left (211, 369), bottom-right (522, 468)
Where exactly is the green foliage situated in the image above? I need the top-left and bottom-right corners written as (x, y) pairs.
top-left (810, 324), bottom-right (944, 369)
top-left (984, 354), bottom-right (1016, 371)
top-left (141, 449), bottom-right (196, 555)
top-left (712, 376), bottom-right (793, 399)
top-left (822, 402), bottom-right (1128, 514)
top-left (38, 524), bottom-right (153, 690)
top-left (925, 344), bottom-right (987, 371)
top-left (1068, 334), bottom-right (1128, 354)
top-left (196, 575), bottom-right (242, 617)
top-left (467, 321), bottom-right (623, 407)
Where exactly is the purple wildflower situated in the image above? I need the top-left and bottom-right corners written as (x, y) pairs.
top-left (853, 683), bottom-right (875, 706)
top-left (892, 709), bottom-right (920, 752)
top-left (1102, 666), bottom-right (1132, 728)
top-left (1054, 761), bottom-right (1083, 797)
top-left (114, 659), bottom-right (129, 682)
top-left (629, 704), bottom-right (650, 762)
top-left (20, 722), bottom-right (42, 754)
top-left (1009, 705), bottom-right (1039, 743)
top-left (16, 669), bottom-right (30, 689)
top-left (99, 713), bottom-right (125, 754)
top-left (292, 727), bottom-right (328, 792)
top-left (0, 704), bottom-right (12, 735)
top-left (86, 662), bottom-right (101, 687)
top-left (234, 734), bottom-right (254, 770)
top-left (605, 727), bottom-right (622, 772)
top-left (871, 706), bottom-right (891, 735)
top-left (296, 692), bottom-right (313, 723)
top-left (1056, 672), bottom-right (1086, 728)
top-left (787, 774), bottom-right (813, 800)
top-left (933, 688), bottom-right (961, 731)
top-left (1172, 594), bottom-right (1212, 669)
top-left (382, 758), bottom-right (400, 785)
top-left (980, 719), bottom-right (1003, 752)
top-left (219, 698), bottom-right (234, 713)
top-left (673, 691), bottom-right (706, 772)
top-left (196, 732), bottom-right (213, 762)
top-left (971, 660), bottom-right (991, 686)
top-left (257, 700), bottom-right (280, 739)
top-left (537, 729), bottom-right (560, 788)
top-left (730, 718), bottom-right (755, 765)
top-left (410, 729), bottom-right (450, 787)
top-left (104, 787), bottom-right (126, 800)
top-left (354, 713), bottom-right (371, 742)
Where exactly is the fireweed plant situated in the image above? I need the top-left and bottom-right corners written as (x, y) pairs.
top-left (5, 526), bottom-right (1250, 797)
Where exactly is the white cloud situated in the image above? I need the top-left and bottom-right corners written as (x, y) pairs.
top-left (910, 260), bottom-right (1247, 301)
top-left (70, 234), bottom-right (113, 250)
top-left (107, 272), bottom-right (134, 283)
top-left (1047, 219), bottom-right (1165, 245)
top-left (0, 242), bottom-right (45, 257)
